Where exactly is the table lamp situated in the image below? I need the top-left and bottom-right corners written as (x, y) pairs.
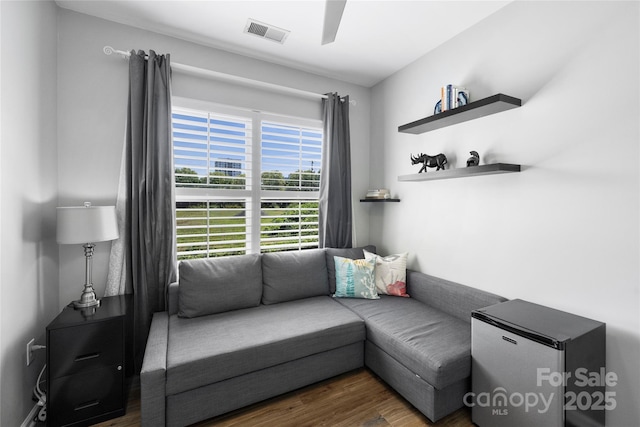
top-left (57, 202), bottom-right (119, 309)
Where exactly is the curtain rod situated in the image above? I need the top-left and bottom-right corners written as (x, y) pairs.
top-left (103, 46), bottom-right (355, 105)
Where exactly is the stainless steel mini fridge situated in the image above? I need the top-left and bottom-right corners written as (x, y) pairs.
top-left (471, 299), bottom-right (606, 427)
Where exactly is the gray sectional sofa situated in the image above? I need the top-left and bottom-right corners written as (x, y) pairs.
top-left (140, 246), bottom-right (505, 426)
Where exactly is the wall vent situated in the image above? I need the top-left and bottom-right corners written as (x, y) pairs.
top-left (244, 19), bottom-right (290, 44)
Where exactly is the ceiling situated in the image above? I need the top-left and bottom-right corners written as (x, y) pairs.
top-left (55, 0), bottom-right (512, 87)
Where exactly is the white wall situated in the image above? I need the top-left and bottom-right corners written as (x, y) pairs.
top-left (56, 9), bottom-right (371, 304)
top-left (0, 1), bottom-right (59, 425)
top-left (370, 1), bottom-right (639, 426)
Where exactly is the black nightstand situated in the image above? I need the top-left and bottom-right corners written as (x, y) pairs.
top-left (46, 295), bottom-right (132, 427)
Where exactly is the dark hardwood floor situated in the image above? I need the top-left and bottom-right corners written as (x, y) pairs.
top-left (91, 369), bottom-right (474, 427)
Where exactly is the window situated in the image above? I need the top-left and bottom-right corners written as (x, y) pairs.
top-left (173, 103), bottom-right (322, 260)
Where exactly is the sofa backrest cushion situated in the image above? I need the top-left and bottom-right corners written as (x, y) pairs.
top-left (178, 254), bottom-right (263, 318)
top-left (261, 249), bottom-right (329, 304)
top-left (406, 270), bottom-right (507, 323)
top-left (325, 246), bottom-right (376, 293)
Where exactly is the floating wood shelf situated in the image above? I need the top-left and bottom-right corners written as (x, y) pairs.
top-left (398, 94), bottom-right (522, 134)
top-left (360, 198), bottom-right (401, 202)
top-left (398, 163), bottom-right (521, 182)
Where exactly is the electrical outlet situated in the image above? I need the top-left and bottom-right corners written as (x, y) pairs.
top-left (26, 338), bottom-right (35, 366)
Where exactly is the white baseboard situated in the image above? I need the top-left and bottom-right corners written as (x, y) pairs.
top-left (20, 403), bottom-right (39, 427)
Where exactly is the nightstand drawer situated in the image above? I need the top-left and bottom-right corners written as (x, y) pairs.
top-left (48, 365), bottom-right (125, 426)
top-left (49, 318), bottom-right (123, 379)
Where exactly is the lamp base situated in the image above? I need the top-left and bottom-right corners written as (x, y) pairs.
top-left (73, 283), bottom-right (101, 309)
top-left (73, 298), bottom-right (101, 309)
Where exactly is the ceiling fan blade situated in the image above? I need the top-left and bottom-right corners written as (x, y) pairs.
top-left (321, 0), bottom-right (347, 45)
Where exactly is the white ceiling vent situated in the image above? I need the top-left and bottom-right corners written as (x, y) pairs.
top-left (244, 19), bottom-right (290, 44)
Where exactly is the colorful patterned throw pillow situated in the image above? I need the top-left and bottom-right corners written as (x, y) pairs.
top-left (364, 250), bottom-right (409, 297)
top-left (333, 256), bottom-right (379, 299)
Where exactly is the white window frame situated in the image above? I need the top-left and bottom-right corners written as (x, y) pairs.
top-left (173, 97), bottom-right (322, 258)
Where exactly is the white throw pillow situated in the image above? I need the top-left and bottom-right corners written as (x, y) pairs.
top-left (364, 250), bottom-right (409, 297)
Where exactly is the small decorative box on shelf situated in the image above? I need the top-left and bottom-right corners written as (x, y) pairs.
top-left (362, 188), bottom-right (398, 202)
top-left (398, 163), bottom-right (521, 182)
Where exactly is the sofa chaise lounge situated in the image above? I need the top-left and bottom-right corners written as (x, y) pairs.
top-left (140, 246), bottom-right (505, 426)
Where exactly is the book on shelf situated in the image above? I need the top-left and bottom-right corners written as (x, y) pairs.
top-left (365, 189), bottom-right (390, 199)
top-left (440, 85), bottom-right (469, 112)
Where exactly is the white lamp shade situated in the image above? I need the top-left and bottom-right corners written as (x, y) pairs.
top-left (57, 205), bottom-right (119, 244)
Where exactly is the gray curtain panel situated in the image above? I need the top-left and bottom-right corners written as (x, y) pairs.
top-left (319, 93), bottom-right (353, 248)
top-left (106, 50), bottom-right (177, 371)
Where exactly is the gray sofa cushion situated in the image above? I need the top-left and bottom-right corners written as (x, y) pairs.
top-left (261, 249), bottom-right (329, 304)
top-left (407, 270), bottom-right (507, 323)
top-left (335, 295), bottom-right (471, 390)
top-left (178, 254), bottom-right (262, 318)
top-left (166, 296), bottom-right (365, 395)
top-left (325, 245), bottom-right (376, 293)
